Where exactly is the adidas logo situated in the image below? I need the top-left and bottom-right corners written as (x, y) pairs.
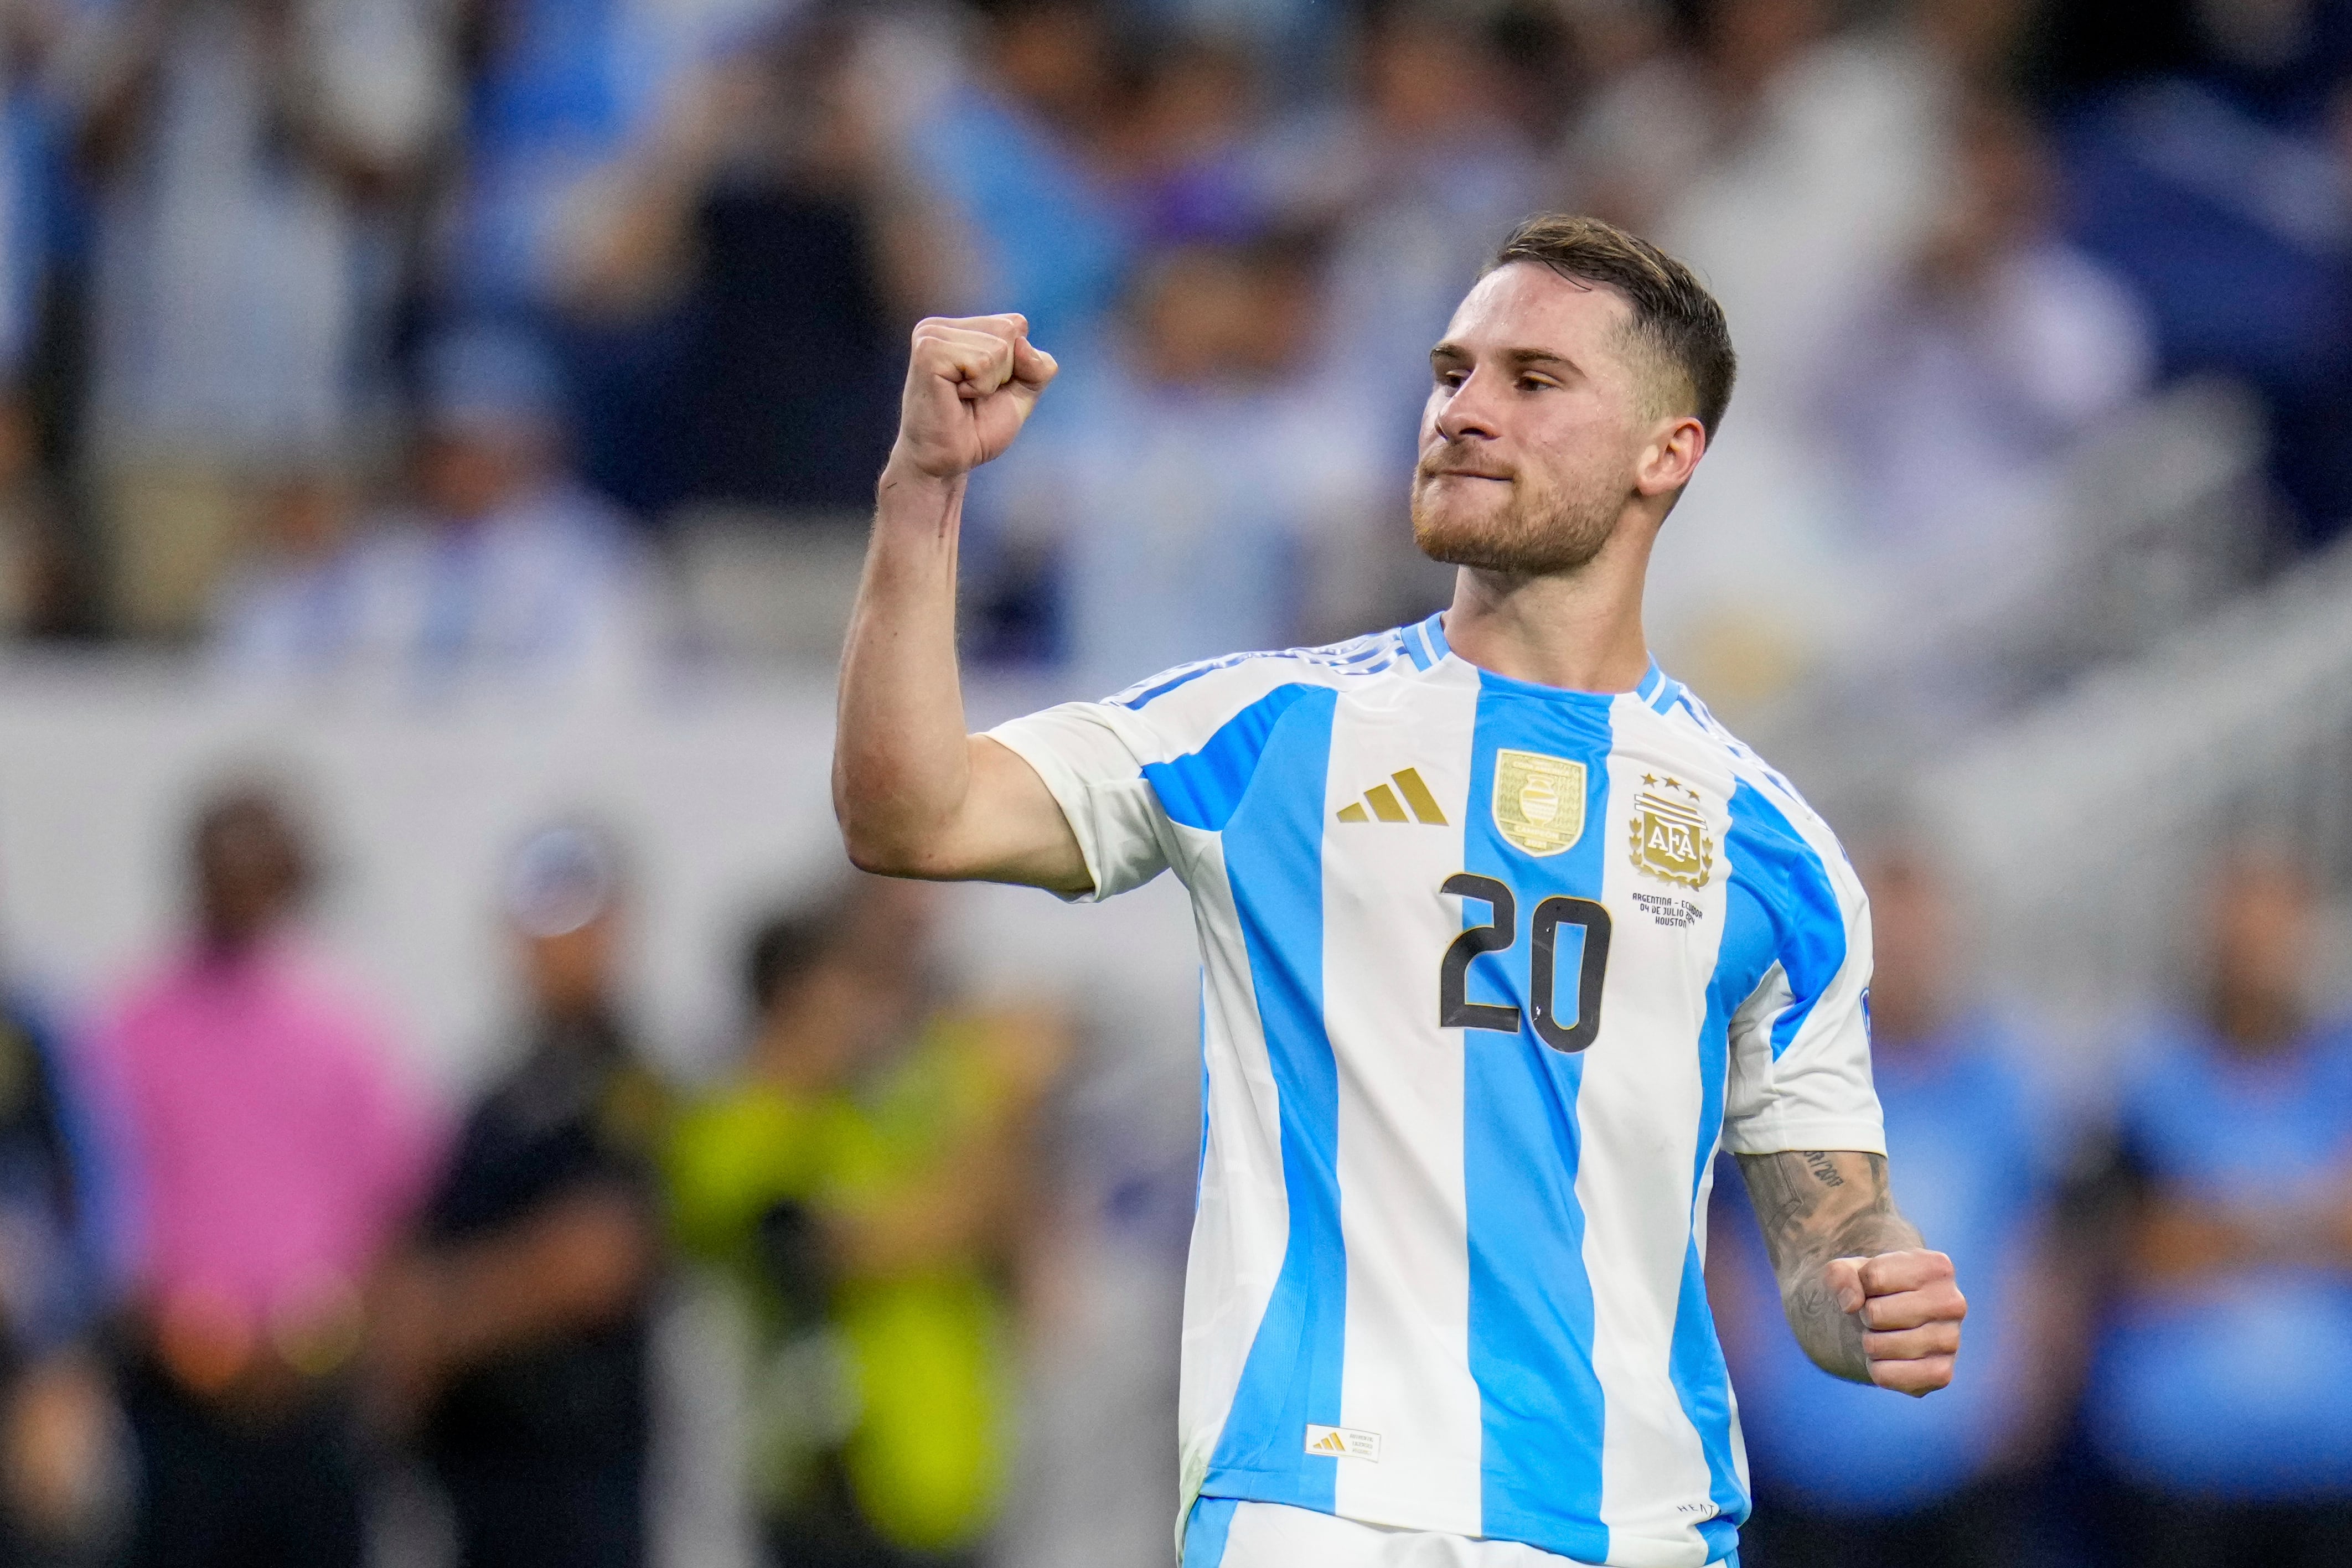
top-left (1335, 768), bottom-right (1447, 826)
top-left (1303, 1424), bottom-right (1383, 1461)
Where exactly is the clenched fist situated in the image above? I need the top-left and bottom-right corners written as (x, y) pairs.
top-left (888, 313), bottom-right (1059, 483)
top-left (1827, 1248), bottom-right (1965, 1396)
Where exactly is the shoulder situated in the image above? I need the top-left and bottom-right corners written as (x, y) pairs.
top-left (1647, 684), bottom-right (1858, 900)
top-left (1049, 620), bottom-right (1430, 766)
top-left (1098, 617), bottom-right (1445, 758)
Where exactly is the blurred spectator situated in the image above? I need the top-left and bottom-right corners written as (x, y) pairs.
top-left (1823, 91), bottom-right (2155, 586)
top-left (0, 3), bottom-right (76, 640)
top-left (1259, 0), bottom-right (1542, 449)
top-left (61, 0), bottom-right (448, 638)
top-left (986, 232), bottom-right (1386, 683)
top-left (95, 782), bottom-right (437, 1568)
top-left (438, 0), bottom-right (778, 317)
top-left (1570, 0), bottom-right (1947, 707)
top-left (557, 9), bottom-right (955, 520)
top-left (1715, 843), bottom-right (2080, 1568)
top-left (437, 0), bottom-right (798, 509)
top-left (0, 985), bottom-right (127, 1565)
top-left (2044, 0), bottom-right (2352, 545)
top-left (1128, 0), bottom-right (1343, 97)
top-left (901, 0), bottom-right (1136, 358)
top-left (210, 325), bottom-right (661, 699)
top-left (668, 876), bottom-right (1064, 1568)
top-left (1115, 30), bottom-right (1264, 247)
top-left (2077, 846), bottom-right (2352, 1567)
top-left (376, 823), bottom-right (669, 1568)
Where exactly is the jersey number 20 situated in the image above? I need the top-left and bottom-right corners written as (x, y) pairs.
top-left (1438, 873), bottom-right (1612, 1053)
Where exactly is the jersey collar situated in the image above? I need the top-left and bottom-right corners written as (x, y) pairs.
top-left (1420, 610), bottom-right (1682, 713)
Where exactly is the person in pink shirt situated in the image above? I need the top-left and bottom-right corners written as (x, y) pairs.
top-left (96, 782), bottom-right (439, 1568)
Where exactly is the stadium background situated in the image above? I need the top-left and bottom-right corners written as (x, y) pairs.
top-left (0, 0), bottom-right (2346, 1565)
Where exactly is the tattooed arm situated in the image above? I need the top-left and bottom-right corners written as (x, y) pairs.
top-left (1734, 1150), bottom-right (1965, 1395)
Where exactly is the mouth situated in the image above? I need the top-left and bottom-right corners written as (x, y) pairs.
top-left (1422, 468), bottom-right (1512, 484)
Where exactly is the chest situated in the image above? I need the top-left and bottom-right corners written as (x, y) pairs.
top-left (1218, 691), bottom-right (1754, 1083)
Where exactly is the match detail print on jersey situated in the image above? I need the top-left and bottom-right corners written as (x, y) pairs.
top-left (985, 613), bottom-right (1881, 1568)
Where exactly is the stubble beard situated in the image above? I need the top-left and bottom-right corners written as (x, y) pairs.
top-left (1410, 461), bottom-right (1622, 577)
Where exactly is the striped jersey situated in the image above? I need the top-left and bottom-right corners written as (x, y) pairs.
top-left (988, 612), bottom-right (1883, 1568)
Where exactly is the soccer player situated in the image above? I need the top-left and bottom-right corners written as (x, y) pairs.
top-left (833, 214), bottom-right (1966, 1568)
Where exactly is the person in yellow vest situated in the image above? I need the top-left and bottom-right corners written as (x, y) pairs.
top-left (668, 876), bottom-right (1068, 1568)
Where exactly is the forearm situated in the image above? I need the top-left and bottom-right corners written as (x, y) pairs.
top-left (833, 462), bottom-right (979, 875)
top-left (833, 313), bottom-right (1083, 888)
top-left (1740, 1151), bottom-right (1922, 1382)
top-left (827, 1127), bottom-right (1019, 1279)
top-left (425, 1192), bottom-right (654, 1368)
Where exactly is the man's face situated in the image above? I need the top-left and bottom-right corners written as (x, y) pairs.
top-left (1412, 263), bottom-right (1664, 576)
top-left (523, 912), bottom-right (617, 1020)
top-left (195, 802), bottom-right (304, 950)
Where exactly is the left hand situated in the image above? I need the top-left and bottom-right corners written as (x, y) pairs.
top-left (1827, 1248), bottom-right (1965, 1396)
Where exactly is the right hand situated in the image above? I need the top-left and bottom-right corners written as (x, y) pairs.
top-left (888, 313), bottom-right (1058, 483)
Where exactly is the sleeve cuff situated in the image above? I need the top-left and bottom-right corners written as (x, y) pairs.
top-left (983, 719), bottom-right (1113, 904)
top-left (1722, 1116), bottom-right (1888, 1158)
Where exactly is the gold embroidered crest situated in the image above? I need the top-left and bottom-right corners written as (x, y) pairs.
top-left (1629, 775), bottom-right (1714, 888)
top-left (1491, 750), bottom-right (1586, 857)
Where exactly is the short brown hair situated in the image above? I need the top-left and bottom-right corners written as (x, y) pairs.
top-left (1489, 214), bottom-right (1737, 436)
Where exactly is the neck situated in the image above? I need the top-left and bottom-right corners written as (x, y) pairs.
top-left (1440, 529), bottom-right (1655, 693)
top-left (751, 1012), bottom-right (856, 1095)
top-left (2212, 987), bottom-right (2304, 1057)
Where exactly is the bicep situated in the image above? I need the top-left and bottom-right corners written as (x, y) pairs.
top-left (922, 736), bottom-right (1092, 894)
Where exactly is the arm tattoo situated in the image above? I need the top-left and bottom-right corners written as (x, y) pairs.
top-left (1734, 1151), bottom-right (1922, 1384)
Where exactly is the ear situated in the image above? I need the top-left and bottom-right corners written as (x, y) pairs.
top-left (1634, 415), bottom-right (1707, 499)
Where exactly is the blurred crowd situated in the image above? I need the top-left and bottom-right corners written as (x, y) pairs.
top-left (0, 0), bottom-right (2347, 1566)
top-left (6, 780), bottom-right (2352, 1568)
top-left (0, 0), bottom-right (2336, 698)
top-left (1, 780), bottom-right (1074, 1568)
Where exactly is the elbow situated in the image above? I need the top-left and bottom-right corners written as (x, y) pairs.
top-left (834, 796), bottom-right (935, 881)
top-left (831, 752), bottom-right (962, 880)
top-left (841, 827), bottom-right (913, 878)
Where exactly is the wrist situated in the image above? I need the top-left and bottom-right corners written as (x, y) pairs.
top-left (878, 449), bottom-right (970, 503)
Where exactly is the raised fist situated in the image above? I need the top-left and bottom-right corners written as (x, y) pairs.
top-left (889, 313), bottom-right (1058, 483)
top-left (1827, 1248), bottom-right (1965, 1396)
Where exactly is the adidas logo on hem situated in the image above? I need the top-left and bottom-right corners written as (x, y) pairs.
top-left (1336, 768), bottom-right (1446, 826)
top-left (1304, 1424), bottom-right (1383, 1462)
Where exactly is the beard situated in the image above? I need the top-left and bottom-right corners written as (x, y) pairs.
top-left (1410, 447), bottom-right (1621, 576)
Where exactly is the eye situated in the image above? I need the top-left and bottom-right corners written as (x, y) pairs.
top-left (1518, 374), bottom-right (1560, 392)
top-left (1436, 368), bottom-right (1467, 390)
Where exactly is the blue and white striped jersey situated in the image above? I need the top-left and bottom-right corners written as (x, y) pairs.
top-left (989, 613), bottom-right (1883, 1568)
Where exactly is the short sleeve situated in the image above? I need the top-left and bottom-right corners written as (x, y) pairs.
top-left (986, 648), bottom-right (1356, 902)
top-left (986, 702), bottom-right (1172, 902)
top-left (1720, 786), bottom-right (1884, 1157)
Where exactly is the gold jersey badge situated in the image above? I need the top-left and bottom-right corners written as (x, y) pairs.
top-left (1492, 750), bottom-right (1587, 857)
top-left (1630, 775), bottom-right (1714, 888)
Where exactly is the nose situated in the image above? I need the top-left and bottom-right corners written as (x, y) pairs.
top-left (1431, 365), bottom-right (1503, 446)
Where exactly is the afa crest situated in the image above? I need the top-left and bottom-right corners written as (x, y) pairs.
top-left (1629, 775), bottom-right (1713, 888)
top-left (1491, 750), bottom-right (1586, 857)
